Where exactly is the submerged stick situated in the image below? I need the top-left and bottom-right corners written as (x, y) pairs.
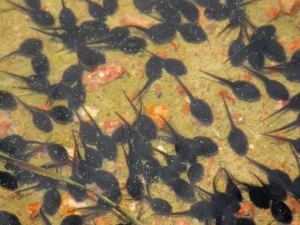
top-left (0, 152), bottom-right (143, 225)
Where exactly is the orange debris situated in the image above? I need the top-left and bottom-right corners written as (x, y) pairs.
top-left (120, 14), bottom-right (152, 28)
top-left (146, 104), bottom-right (169, 128)
top-left (82, 61), bottom-right (126, 92)
top-left (99, 119), bottom-right (125, 134)
top-left (217, 89), bottom-right (236, 104)
top-left (171, 41), bottom-right (181, 51)
top-left (27, 202), bottom-right (41, 221)
top-left (182, 100), bottom-right (190, 115)
top-left (265, 7), bottom-right (280, 21)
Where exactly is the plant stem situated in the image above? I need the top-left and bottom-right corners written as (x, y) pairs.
top-left (0, 152), bottom-right (143, 225)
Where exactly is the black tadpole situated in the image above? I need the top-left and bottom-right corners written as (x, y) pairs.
top-left (5, 0), bottom-right (55, 27)
top-left (0, 91), bottom-right (17, 111)
top-left (67, 80), bottom-right (86, 110)
top-left (103, 0), bottom-right (118, 15)
top-left (75, 131), bottom-right (103, 169)
top-left (0, 38), bottom-right (43, 62)
top-left (246, 156), bottom-right (293, 192)
top-left (0, 211), bottom-right (22, 225)
top-left (228, 27), bottom-right (247, 66)
top-left (159, 116), bottom-right (196, 163)
top-left (187, 163), bottom-right (204, 184)
top-left (242, 65), bottom-right (289, 101)
top-left (24, 0), bottom-right (41, 10)
top-left (177, 23), bottom-right (207, 43)
top-left (0, 70), bottom-right (50, 93)
top-left (14, 96), bottom-right (53, 133)
top-left (263, 93), bottom-right (300, 121)
top-left (155, 3), bottom-right (182, 24)
top-left (0, 171), bottom-right (18, 191)
top-left (156, 200), bottom-right (213, 222)
top-left (73, 109), bottom-right (98, 145)
top-left (133, 0), bottom-right (156, 13)
top-left (262, 50), bottom-right (300, 82)
top-left (132, 55), bottom-right (163, 101)
top-left (130, 23), bottom-right (176, 44)
top-left (66, 138), bottom-right (87, 202)
top-left (83, 106), bottom-right (118, 160)
top-left (174, 76), bottom-right (213, 124)
top-left (222, 96), bottom-right (248, 156)
top-left (200, 69), bottom-right (261, 102)
top-left (232, 176), bottom-right (270, 208)
top-left (88, 27), bottom-right (129, 47)
top-left (31, 53), bottom-right (49, 77)
top-left (222, 168), bottom-right (242, 202)
top-left (86, 0), bottom-right (107, 22)
top-left (42, 188), bottom-right (62, 215)
top-left (144, 50), bottom-right (187, 77)
top-left (92, 36), bottom-right (147, 55)
top-left (153, 148), bottom-right (187, 173)
top-left (253, 174), bottom-right (293, 224)
top-left (123, 91), bottom-right (157, 140)
top-left (77, 46), bottom-right (106, 68)
top-left (59, 0), bottom-right (77, 30)
top-left (31, 27), bottom-right (85, 50)
top-left (146, 183), bottom-right (172, 214)
top-left (172, 178), bottom-right (195, 201)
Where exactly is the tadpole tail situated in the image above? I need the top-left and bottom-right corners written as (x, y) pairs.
top-left (130, 25), bottom-right (148, 34)
top-left (217, 23), bottom-right (233, 37)
top-left (193, 185), bottom-right (212, 197)
top-left (199, 69), bottom-right (233, 86)
top-left (16, 184), bottom-right (39, 193)
top-left (0, 50), bottom-right (19, 62)
top-left (264, 120), bottom-right (299, 134)
top-left (71, 130), bottom-right (83, 160)
top-left (242, 65), bottom-right (269, 83)
top-left (114, 111), bottom-right (131, 127)
top-left (132, 79), bottom-right (153, 102)
top-left (153, 211), bottom-right (189, 216)
top-left (40, 27), bottom-right (63, 31)
top-left (13, 95), bottom-right (32, 112)
top-left (91, 45), bottom-right (118, 51)
top-left (245, 156), bottom-right (272, 173)
top-left (290, 145), bottom-right (300, 174)
top-left (223, 45), bottom-right (248, 64)
top-left (239, 0), bottom-right (260, 7)
top-left (5, 0), bottom-right (31, 13)
top-left (40, 209), bottom-right (51, 225)
top-left (152, 147), bottom-right (167, 157)
top-left (231, 176), bottom-right (250, 188)
top-left (61, 0), bottom-right (66, 8)
top-left (159, 115), bottom-right (181, 143)
top-left (173, 76), bottom-right (195, 101)
top-left (263, 105), bottom-right (288, 121)
top-left (72, 108), bottom-right (83, 123)
top-left (261, 134), bottom-right (293, 143)
top-left (262, 65), bottom-right (287, 72)
top-left (222, 96), bottom-right (235, 129)
top-left (122, 90), bottom-right (139, 114)
top-left (0, 70), bottom-right (28, 82)
top-left (82, 106), bottom-right (103, 136)
top-left (251, 172), bottom-right (267, 188)
top-left (30, 27), bottom-right (61, 38)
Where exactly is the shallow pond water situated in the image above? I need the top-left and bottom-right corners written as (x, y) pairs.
top-left (0, 0), bottom-right (300, 225)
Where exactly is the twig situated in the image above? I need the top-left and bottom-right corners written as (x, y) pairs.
top-left (0, 152), bottom-right (143, 225)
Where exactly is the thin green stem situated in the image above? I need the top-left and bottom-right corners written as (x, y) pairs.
top-left (0, 152), bottom-right (143, 225)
